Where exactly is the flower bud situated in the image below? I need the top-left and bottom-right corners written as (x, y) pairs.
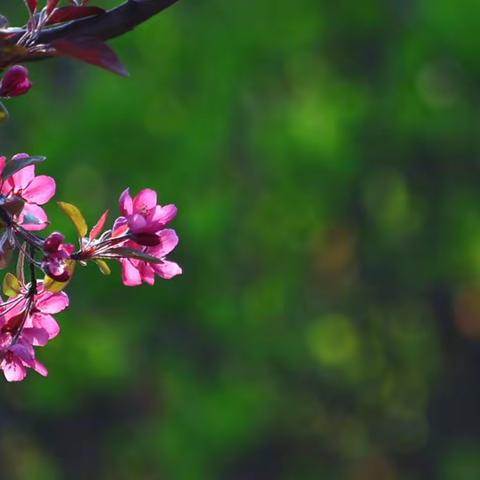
top-left (43, 232), bottom-right (65, 253)
top-left (0, 66), bottom-right (32, 98)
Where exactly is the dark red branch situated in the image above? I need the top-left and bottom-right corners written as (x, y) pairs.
top-left (0, 0), bottom-right (181, 70)
top-left (36, 0), bottom-right (181, 43)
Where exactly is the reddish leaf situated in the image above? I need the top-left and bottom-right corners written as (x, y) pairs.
top-left (52, 37), bottom-right (128, 76)
top-left (25, 0), bottom-right (37, 14)
top-left (46, 6), bottom-right (105, 25)
top-left (89, 209), bottom-right (109, 240)
top-left (46, 0), bottom-right (60, 15)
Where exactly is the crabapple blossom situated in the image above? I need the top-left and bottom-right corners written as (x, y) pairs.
top-left (0, 159), bottom-right (181, 381)
top-left (0, 154), bottom-right (55, 231)
top-left (119, 188), bottom-right (177, 238)
top-left (0, 280), bottom-right (68, 381)
top-left (120, 229), bottom-right (182, 286)
top-left (0, 0), bottom-right (183, 381)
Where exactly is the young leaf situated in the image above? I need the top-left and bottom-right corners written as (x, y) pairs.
top-left (52, 37), bottom-right (128, 76)
top-left (57, 201), bottom-right (88, 237)
top-left (2, 155), bottom-right (46, 180)
top-left (46, 6), bottom-right (105, 25)
top-left (3, 272), bottom-right (21, 297)
top-left (89, 209), bottom-right (109, 240)
top-left (46, 0), bottom-right (60, 15)
top-left (94, 259), bottom-right (111, 275)
top-left (109, 247), bottom-right (162, 264)
top-left (25, 0), bottom-right (37, 14)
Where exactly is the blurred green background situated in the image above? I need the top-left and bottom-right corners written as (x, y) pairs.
top-left (0, 0), bottom-right (480, 478)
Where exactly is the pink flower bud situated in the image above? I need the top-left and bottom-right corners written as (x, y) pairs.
top-left (41, 233), bottom-right (74, 281)
top-left (44, 232), bottom-right (65, 253)
top-left (0, 66), bottom-right (32, 98)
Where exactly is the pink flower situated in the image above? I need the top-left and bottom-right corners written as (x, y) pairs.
top-left (121, 229), bottom-right (182, 286)
top-left (0, 154), bottom-right (56, 230)
top-left (0, 66), bottom-right (32, 98)
top-left (25, 285), bottom-right (69, 341)
top-left (0, 340), bottom-right (47, 382)
top-left (119, 188), bottom-right (177, 237)
top-left (42, 232), bottom-right (74, 281)
top-left (0, 283), bottom-right (68, 381)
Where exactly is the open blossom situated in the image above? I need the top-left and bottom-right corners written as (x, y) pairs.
top-left (118, 189), bottom-right (182, 286)
top-left (0, 339), bottom-right (47, 382)
top-left (0, 283), bottom-right (69, 381)
top-left (121, 228), bottom-right (182, 287)
top-left (0, 162), bottom-right (181, 380)
top-left (0, 154), bottom-right (56, 230)
top-left (72, 187), bottom-right (182, 287)
top-left (119, 188), bottom-right (177, 238)
top-left (0, 66), bottom-right (32, 98)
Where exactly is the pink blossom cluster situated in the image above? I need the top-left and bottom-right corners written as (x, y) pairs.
top-left (0, 147), bottom-right (181, 381)
top-left (0, 0), bottom-right (184, 383)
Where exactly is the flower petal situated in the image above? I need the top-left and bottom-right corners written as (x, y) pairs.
top-left (10, 342), bottom-right (34, 363)
top-left (33, 359), bottom-right (48, 377)
top-left (22, 175), bottom-right (56, 204)
top-left (22, 327), bottom-right (49, 346)
top-left (11, 163), bottom-right (35, 191)
top-left (133, 188), bottom-right (157, 213)
top-left (20, 204), bottom-right (48, 231)
top-left (3, 357), bottom-right (26, 381)
top-left (153, 260), bottom-right (182, 279)
top-left (36, 291), bottom-right (69, 314)
top-left (121, 259), bottom-right (142, 286)
top-left (119, 188), bottom-right (133, 216)
top-left (151, 229), bottom-right (179, 257)
top-left (150, 204), bottom-right (177, 226)
top-left (129, 214), bottom-right (148, 233)
top-left (112, 216), bottom-right (129, 238)
top-left (140, 263), bottom-right (155, 285)
top-left (31, 313), bottom-right (60, 340)
top-left (0, 156), bottom-right (6, 177)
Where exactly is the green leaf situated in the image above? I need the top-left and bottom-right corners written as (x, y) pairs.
top-left (57, 201), bottom-right (88, 237)
top-left (94, 259), bottom-right (111, 275)
top-left (2, 156), bottom-right (46, 180)
top-left (109, 247), bottom-right (162, 264)
top-left (3, 272), bottom-right (20, 297)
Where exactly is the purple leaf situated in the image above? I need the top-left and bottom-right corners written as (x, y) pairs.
top-left (52, 37), bottom-right (128, 76)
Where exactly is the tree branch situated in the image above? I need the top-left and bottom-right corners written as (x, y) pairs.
top-left (17, 0), bottom-right (181, 44)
